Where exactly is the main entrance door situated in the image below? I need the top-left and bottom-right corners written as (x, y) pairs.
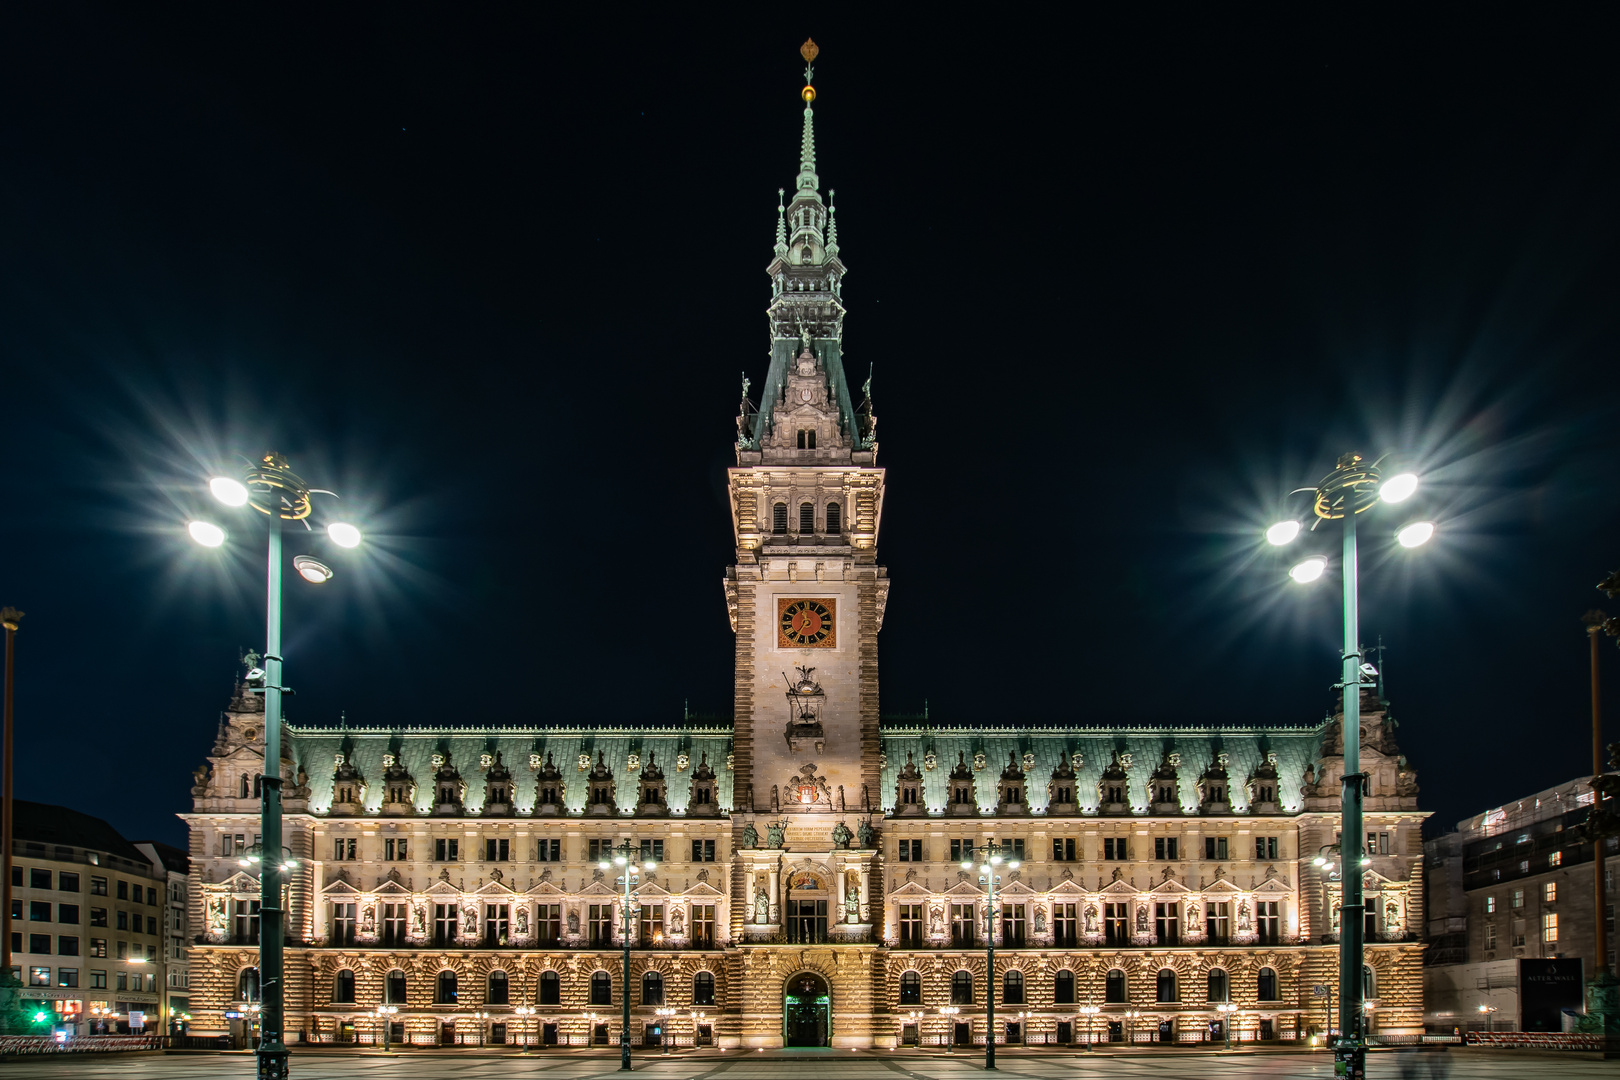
top-left (784, 973), bottom-right (830, 1047)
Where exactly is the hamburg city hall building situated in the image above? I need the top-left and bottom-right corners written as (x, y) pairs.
top-left (180, 51), bottom-right (1427, 1051)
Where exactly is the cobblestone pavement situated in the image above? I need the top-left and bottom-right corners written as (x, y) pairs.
top-left (0, 1048), bottom-right (1612, 1079)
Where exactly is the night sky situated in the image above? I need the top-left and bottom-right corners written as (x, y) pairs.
top-left (4, 7), bottom-right (1617, 850)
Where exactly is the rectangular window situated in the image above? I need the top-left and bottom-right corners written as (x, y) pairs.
top-left (90, 969), bottom-right (106, 990)
top-left (484, 904), bottom-right (510, 946)
top-left (1001, 904), bottom-right (1026, 947)
top-left (536, 904), bottom-right (561, 944)
top-left (30, 869), bottom-right (50, 890)
top-left (55, 904), bottom-right (79, 925)
top-left (1548, 851), bottom-right (1563, 868)
top-left (999, 838), bottom-right (1026, 861)
top-left (1104, 902), bottom-right (1128, 945)
top-left (1103, 838), bottom-right (1126, 860)
top-left (1542, 913), bottom-right (1558, 943)
top-left (116, 941), bottom-right (127, 960)
top-left (116, 972), bottom-right (127, 991)
top-left (1206, 901), bottom-right (1231, 944)
top-left (90, 908), bottom-right (107, 927)
top-left (1544, 882), bottom-right (1557, 903)
top-left (116, 881), bottom-right (128, 900)
top-left (382, 904), bottom-right (407, 947)
top-left (433, 904), bottom-right (458, 945)
top-left (434, 838), bottom-right (458, 862)
top-left (950, 839), bottom-right (966, 862)
top-left (1155, 902), bottom-right (1179, 944)
top-left (589, 839), bottom-right (611, 862)
top-left (57, 967), bottom-right (78, 988)
top-left (1154, 837), bottom-right (1179, 860)
top-left (1512, 889), bottom-right (1525, 909)
top-left (1379, 833), bottom-right (1391, 855)
top-left (1256, 900), bottom-right (1280, 944)
top-left (89, 938), bottom-right (106, 958)
top-left (29, 934), bottom-right (50, 954)
top-left (537, 838), bottom-right (561, 862)
top-left (692, 840), bottom-right (716, 863)
top-left (639, 904), bottom-right (664, 945)
top-left (899, 904), bottom-right (923, 946)
top-left (639, 839), bottom-right (664, 862)
top-left (1484, 921), bottom-right (1496, 950)
top-left (588, 904), bottom-right (613, 947)
top-left (691, 905), bottom-right (716, 947)
top-left (332, 837), bottom-right (356, 861)
top-left (29, 902), bottom-right (51, 923)
top-left (28, 967), bottom-right (48, 987)
top-left (1256, 836), bottom-right (1279, 860)
top-left (147, 887), bottom-right (157, 906)
top-left (58, 872), bottom-right (79, 893)
top-left (898, 839), bottom-right (922, 862)
top-left (1052, 837), bottom-right (1077, 862)
top-left (331, 903), bottom-right (356, 946)
top-left (1204, 836), bottom-right (1229, 860)
top-left (1485, 896), bottom-right (1496, 915)
top-left (89, 877), bottom-right (108, 896)
top-left (484, 838), bottom-right (510, 862)
top-left (56, 936), bottom-right (78, 957)
top-left (116, 911), bottom-right (128, 931)
top-left (383, 838), bottom-right (408, 861)
top-left (950, 903), bottom-right (976, 947)
top-left (1053, 902), bottom-right (1078, 946)
top-left (147, 916), bottom-right (157, 935)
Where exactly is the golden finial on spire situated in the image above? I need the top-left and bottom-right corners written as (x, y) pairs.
top-left (800, 38), bottom-right (818, 102)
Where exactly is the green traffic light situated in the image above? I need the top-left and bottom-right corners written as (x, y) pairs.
top-left (33, 1011), bottom-right (47, 1023)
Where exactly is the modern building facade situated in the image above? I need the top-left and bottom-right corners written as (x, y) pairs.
top-left (7, 800), bottom-right (169, 1034)
top-left (179, 54), bottom-right (1429, 1050)
top-left (136, 840), bottom-right (192, 1031)
top-left (1424, 774), bottom-right (1618, 1031)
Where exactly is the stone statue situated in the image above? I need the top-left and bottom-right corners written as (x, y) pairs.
top-left (765, 820), bottom-right (786, 849)
top-left (1084, 904), bottom-right (1098, 934)
top-left (830, 821), bottom-right (852, 849)
top-left (1033, 907), bottom-right (1046, 933)
top-left (1135, 905), bottom-right (1149, 933)
top-left (412, 905), bottom-right (426, 935)
top-left (670, 907), bottom-right (685, 935)
top-left (929, 905), bottom-right (945, 935)
top-left (361, 906), bottom-right (375, 933)
top-left (741, 823), bottom-right (759, 849)
top-left (856, 819), bottom-right (875, 849)
top-left (516, 907), bottom-right (529, 935)
top-left (1187, 904), bottom-right (1200, 925)
top-left (846, 885), bottom-right (859, 921)
top-left (754, 888), bottom-right (770, 924)
top-left (207, 896), bottom-right (226, 933)
top-left (1237, 900), bottom-right (1252, 931)
top-left (567, 910), bottom-right (580, 935)
top-left (1111, 866), bottom-right (1124, 883)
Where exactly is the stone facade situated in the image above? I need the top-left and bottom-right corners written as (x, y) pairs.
top-left (178, 56), bottom-right (1430, 1049)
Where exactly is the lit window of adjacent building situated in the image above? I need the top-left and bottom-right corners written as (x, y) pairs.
top-left (1511, 889), bottom-right (1525, 909)
top-left (28, 967), bottom-right (48, 986)
top-left (1544, 882), bottom-right (1557, 903)
top-left (1542, 913), bottom-right (1558, 943)
top-left (1548, 851), bottom-right (1562, 868)
top-left (1485, 896), bottom-right (1496, 914)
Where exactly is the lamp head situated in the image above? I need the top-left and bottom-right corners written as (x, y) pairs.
top-left (327, 522), bottom-right (362, 548)
top-left (1289, 555), bottom-right (1328, 583)
top-left (1379, 473), bottom-right (1418, 504)
top-left (209, 476), bottom-right (251, 507)
top-left (1396, 520), bottom-right (1434, 548)
top-left (1265, 520), bottom-right (1301, 546)
top-left (188, 520), bottom-right (227, 547)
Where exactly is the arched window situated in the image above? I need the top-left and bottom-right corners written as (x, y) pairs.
top-left (799, 503), bottom-right (815, 533)
top-left (1104, 969), bottom-right (1126, 1004)
top-left (385, 970), bottom-right (407, 1005)
top-left (240, 774), bottom-right (251, 799)
top-left (694, 970), bottom-right (715, 1006)
top-left (825, 502), bottom-right (841, 534)
top-left (1257, 967), bottom-right (1278, 1002)
top-left (642, 971), bottom-right (664, 1006)
top-left (951, 970), bottom-right (974, 1005)
top-left (900, 970), bottom-right (921, 1005)
top-left (332, 969), bottom-right (355, 1004)
top-left (1363, 965), bottom-right (1376, 999)
top-left (436, 970), bottom-right (458, 1004)
top-left (1003, 970), bottom-right (1024, 1005)
top-left (540, 970), bottom-right (560, 1005)
top-left (1155, 968), bottom-right (1177, 1003)
top-left (1054, 969), bottom-right (1075, 1005)
top-left (591, 970), bottom-right (613, 1006)
top-left (773, 503), bottom-right (788, 534)
top-left (487, 970), bottom-right (509, 1005)
top-left (1206, 968), bottom-right (1228, 1004)
top-left (239, 967), bottom-right (260, 1003)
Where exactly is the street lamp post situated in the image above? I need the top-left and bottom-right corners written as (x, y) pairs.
top-left (514, 1005), bottom-right (534, 1050)
top-left (375, 1005), bottom-right (396, 1050)
top-left (1267, 455), bottom-right (1429, 1080)
top-left (959, 839), bottom-right (1020, 1070)
top-left (1, 608), bottom-right (19, 990)
top-left (939, 1005), bottom-right (960, 1053)
top-left (1077, 1005), bottom-right (1098, 1050)
top-left (1216, 1002), bottom-right (1236, 1051)
top-left (599, 840), bottom-right (655, 1070)
top-left (189, 453), bottom-right (363, 1080)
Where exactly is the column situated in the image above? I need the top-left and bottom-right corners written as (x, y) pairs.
top-left (859, 862), bottom-right (870, 924)
top-left (768, 867), bottom-right (780, 926)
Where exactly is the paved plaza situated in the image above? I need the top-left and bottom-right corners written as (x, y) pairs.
top-left (0, 1048), bottom-right (1611, 1080)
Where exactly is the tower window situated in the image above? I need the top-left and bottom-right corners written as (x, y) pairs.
top-left (773, 503), bottom-right (788, 534)
top-left (825, 502), bottom-right (840, 533)
top-left (799, 503), bottom-right (815, 533)
top-left (797, 429), bottom-right (816, 450)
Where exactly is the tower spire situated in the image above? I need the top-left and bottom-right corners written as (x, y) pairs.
top-left (775, 188), bottom-right (788, 256)
top-left (826, 189), bottom-right (839, 256)
top-left (797, 38), bottom-right (820, 197)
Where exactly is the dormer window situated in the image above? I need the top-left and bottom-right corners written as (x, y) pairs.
top-left (773, 503), bottom-right (788, 534)
top-left (1209, 784), bottom-right (1226, 802)
top-left (1104, 784), bottom-right (1124, 803)
top-left (337, 786), bottom-right (355, 804)
top-left (1055, 786), bottom-right (1072, 803)
top-left (901, 787), bottom-right (917, 805)
top-left (797, 429), bottom-right (816, 450)
top-left (389, 786), bottom-right (407, 803)
top-left (826, 502), bottom-right (841, 533)
top-left (490, 786), bottom-right (507, 803)
top-left (1257, 784), bottom-right (1275, 801)
top-left (1155, 784), bottom-right (1175, 803)
top-left (540, 786), bottom-right (558, 804)
top-left (799, 503), bottom-right (815, 533)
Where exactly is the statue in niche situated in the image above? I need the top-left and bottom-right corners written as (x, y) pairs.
top-left (929, 905), bottom-right (945, 935)
top-left (1135, 905), bottom-right (1149, 933)
top-left (670, 907), bottom-right (685, 935)
top-left (516, 907), bottom-right (529, 935)
top-left (754, 887), bottom-right (770, 924)
top-left (765, 821), bottom-right (786, 849)
top-left (846, 884), bottom-right (859, 921)
top-left (838, 785), bottom-right (845, 811)
top-left (771, 785), bottom-right (781, 812)
top-left (1084, 904), bottom-right (1099, 934)
top-left (741, 823), bottom-right (759, 849)
top-left (412, 905), bottom-right (426, 936)
top-left (1237, 900), bottom-right (1252, 931)
top-left (831, 821), bottom-right (852, 849)
top-left (361, 906), bottom-right (375, 933)
top-left (1187, 903), bottom-right (1200, 925)
top-left (207, 896), bottom-right (226, 933)
top-left (1033, 907), bottom-right (1046, 933)
top-left (567, 910), bottom-right (580, 935)
top-left (856, 819), bottom-right (875, 849)
top-left (1385, 900), bottom-right (1399, 928)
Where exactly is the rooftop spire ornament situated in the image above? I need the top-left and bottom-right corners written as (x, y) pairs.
top-left (800, 37), bottom-right (819, 101)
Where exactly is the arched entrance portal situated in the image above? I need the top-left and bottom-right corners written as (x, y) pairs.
top-left (783, 972), bottom-right (830, 1047)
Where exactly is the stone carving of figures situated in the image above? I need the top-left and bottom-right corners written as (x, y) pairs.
top-left (670, 907), bottom-right (684, 935)
top-left (856, 819), bottom-right (875, 849)
top-left (516, 907), bottom-right (529, 935)
top-left (741, 823), bottom-right (759, 849)
top-left (1084, 904), bottom-right (1099, 934)
top-left (929, 905), bottom-right (945, 935)
top-left (361, 907), bottom-right (375, 933)
top-left (846, 886), bottom-right (859, 921)
top-left (1187, 904), bottom-right (1200, 924)
top-left (1033, 907), bottom-right (1046, 933)
top-left (567, 910), bottom-right (580, 934)
top-left (1385, 900), bottom-right (1399, 928)
top-left (208, 896), bottom-right (227, 932)
top-left (463, 902), bottom-right (477, 932)
top-left (1237, 900), bottom-right (1252, 931)
top-left (765, 821), bottom-right (786, 849)
top-left (1135, 905), bottom-right (1149, 933)
top-left (831, 821), bottom-right (852, 849)
top-left (413, 905), bottom-right (426, 935)
top-left (754, 888), bottom-right (770, 924)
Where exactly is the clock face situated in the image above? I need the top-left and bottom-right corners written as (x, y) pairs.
top-left (777, 597), bottom-right (836, 648)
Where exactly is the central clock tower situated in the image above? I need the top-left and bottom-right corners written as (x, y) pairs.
top-left (724, 59), bottom-right (886, 825)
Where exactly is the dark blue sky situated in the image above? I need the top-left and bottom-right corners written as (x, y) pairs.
top-left (3, 6), bottom-right (1617, 848)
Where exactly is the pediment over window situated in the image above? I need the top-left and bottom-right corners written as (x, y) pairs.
top-left (1099, 879), bottom-right (1138, 896)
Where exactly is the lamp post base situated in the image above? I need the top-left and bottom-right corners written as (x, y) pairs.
top-left (1332, 1038), bottom-right (1365, 1079)
top-left (256, 1043), bottom-right (289, 1080)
